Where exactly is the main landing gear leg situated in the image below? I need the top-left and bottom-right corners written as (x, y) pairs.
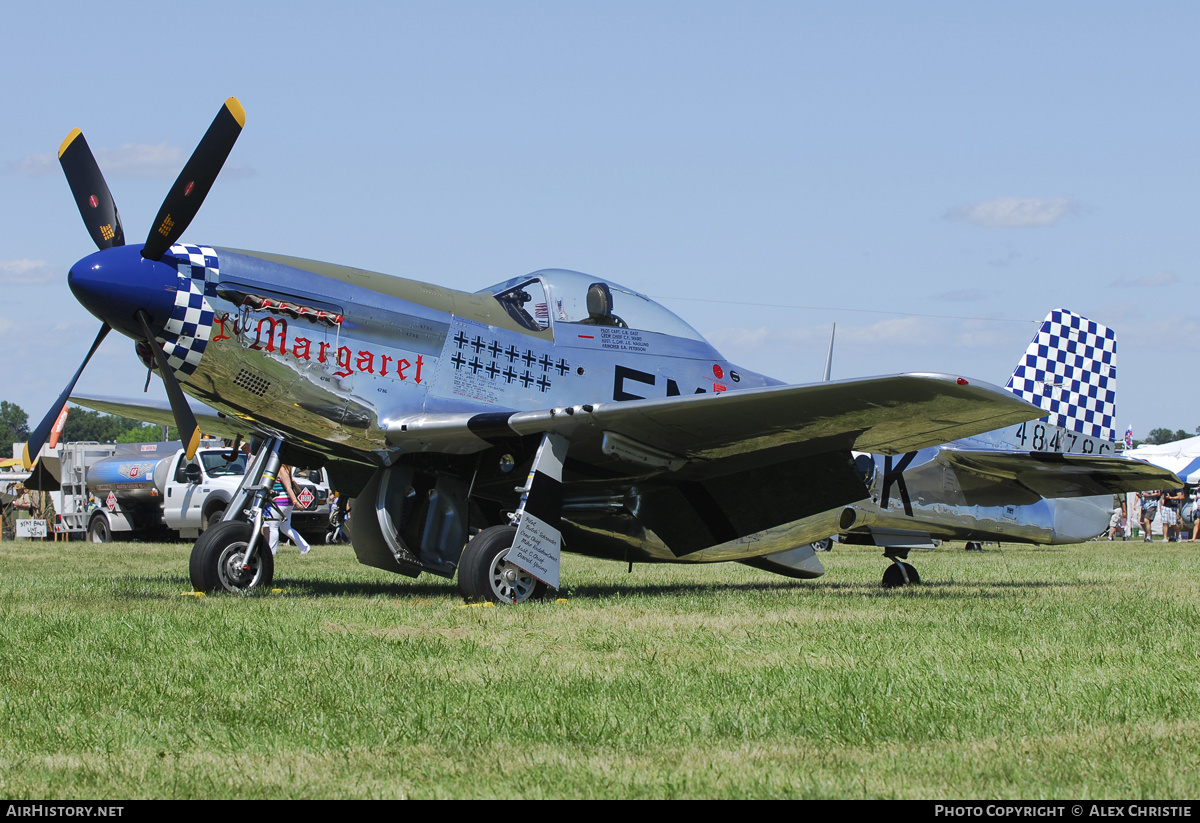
top-left (190, 436), bottom-right (284, 593)
top-left (881, 549), bottom-right (920, 588)
top-left (457, 432), bottom-right (569, 604)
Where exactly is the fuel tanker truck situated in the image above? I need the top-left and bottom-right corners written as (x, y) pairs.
top-left (54, 440), bottom-right (253, 542)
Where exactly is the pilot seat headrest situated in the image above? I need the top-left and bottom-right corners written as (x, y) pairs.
top-left (586, 282), bottom-right (612, 320)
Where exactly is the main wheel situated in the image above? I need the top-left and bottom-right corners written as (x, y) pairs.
top-left (87, 515), bottom-right (111, 543)
top-left (881, 561), bottom-right (920, 588)
top-left (189, 520), bottom-right (274, 593)
top-left (457, 525), bottom-right (547, 604)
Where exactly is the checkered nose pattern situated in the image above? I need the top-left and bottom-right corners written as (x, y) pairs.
top-left (1005, 309), bottom-right (1116, 442)
top-left (155, 244), bottom-right (220, 379)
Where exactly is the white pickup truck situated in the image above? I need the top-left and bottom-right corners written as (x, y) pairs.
top-left (55, 441), bottom-right (330, 542)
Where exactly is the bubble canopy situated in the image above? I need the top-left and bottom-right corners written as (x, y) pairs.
top-left (480, 268), bottom-right (709, 343)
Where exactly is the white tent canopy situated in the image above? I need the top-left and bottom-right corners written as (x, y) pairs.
top-left (1125, 436), bottom-right (1200, 485)
top-left (1121, 437), bottom-right (1199, 537)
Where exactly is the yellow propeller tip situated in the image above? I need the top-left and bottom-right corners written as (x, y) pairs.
top-left (185, 429), bottom-right (202, 460)
top-left (224, 97), bottom-right (246, 128)
top-left (58, 128), bottom-right (82, 159)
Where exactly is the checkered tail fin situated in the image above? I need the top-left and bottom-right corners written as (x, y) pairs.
top-left (1005, 309), bottom-right (1117, 442)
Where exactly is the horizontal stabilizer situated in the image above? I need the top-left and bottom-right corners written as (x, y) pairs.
top-left (942, 449), bottom-right (1182, 499)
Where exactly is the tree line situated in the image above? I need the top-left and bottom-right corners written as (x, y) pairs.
top-left (1137, 427), bottom-right (1200, 448)
top-left (1, 401), bottom-right (175, 458)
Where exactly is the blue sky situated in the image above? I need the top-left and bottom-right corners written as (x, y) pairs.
top-left (4, 1), bottom-right (1199, 439)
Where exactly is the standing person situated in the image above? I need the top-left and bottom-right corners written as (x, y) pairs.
top-left (1161, 487), bottom-right (1185, 542)
top-left (263, 463), bottom-right (312, 555)
top-left (10, 483), bottom-right (52, 541)
top-left (1107, 500), bottom-right (1127, 540)
top-left (1139, 490), bottom-right (1161, 542)
top-left (12, 483), bottom-right (34, 538)
top-left (3, 482), bottom-right (21, 539)
top-left (11, 484), bottom-right (32, 523)
top-left (1191, 488), bottom-right (1200, 542)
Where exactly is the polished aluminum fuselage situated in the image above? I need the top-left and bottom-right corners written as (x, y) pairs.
top-left (848, 425), bottom-right (1114, 545)
top-left (158, 249), bottom-right (776, 464)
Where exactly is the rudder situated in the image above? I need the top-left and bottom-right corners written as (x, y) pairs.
top-left (1005, 309), bottom-right (1116, 442)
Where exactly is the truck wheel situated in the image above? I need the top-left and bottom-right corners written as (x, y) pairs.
top-left (202, 506), bottom-right (226, 533)
top-left (190, 521), bottom-right (274, 593)
top-left (87, 516), bottom-right (111, 543)
top-left (457, 525), bottom-right (546, 604)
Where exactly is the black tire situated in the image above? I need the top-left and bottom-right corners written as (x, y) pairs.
top-left (87, 515), bottom-right (111, 543)
top-left (202, 506), bottom-right (226, 533)
top-left (457, 525), bottom-right (547, 604)
top-left (881, 561), bottom-right (920, 588)
top-left (189, 520), bottom-right (274, 593)
top-left (810, 537), bottom-right (834, 552)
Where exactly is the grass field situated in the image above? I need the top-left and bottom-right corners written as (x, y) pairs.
top-left (0, 535), bottom-right (1198, 799)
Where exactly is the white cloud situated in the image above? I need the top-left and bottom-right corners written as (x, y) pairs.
top-left (95, 142), bottom-right (187, 178)
top-left (1094, 302), bottom-right (1143, 323)
top-left (707, 326), bottom-right (779, 349)
top-left (987, 248), bottom-right (1024, 267)
top-left (9, 142), bottom-right (255, 180)
top-left (8, 152), bottom-right (56, 176)
top-left (839, 316), bottom-right (943, 346)
top-left (946, 196), bottom-right (1077, 228)
top-left (0, 259), bottom-right (58, 284)
top-left (1110, 271), bottom-right (1178, 288)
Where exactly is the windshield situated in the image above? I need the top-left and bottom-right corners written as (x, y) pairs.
top-left (481, 269), bottom-right (708, 342)
top-left (488, 277), bottom-right (550, 332)
top-left (200, 451), bottom-right (247, 477)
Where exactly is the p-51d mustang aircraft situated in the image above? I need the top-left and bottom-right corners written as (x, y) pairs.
top-left (29, 97), bottom-right (1047, 602)
top-left (827, 309), bottom-right (1182, 585)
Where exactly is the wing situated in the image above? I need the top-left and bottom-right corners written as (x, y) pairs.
top-left (70, 394), bottom-right (255, 443)
top-left (393, 373), bottom-right (1042, 467)
top-left (942, 449), bottom-right (1184, 499)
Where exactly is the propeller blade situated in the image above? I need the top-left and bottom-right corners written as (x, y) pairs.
top-left (135, 311), bottom-right (202, 459)
top-left (58, 129), bottom-right (125, 250)
top-left (142, 97), bottom-right (245, 261)
top-left (23, 323), bottom-right (111, 469)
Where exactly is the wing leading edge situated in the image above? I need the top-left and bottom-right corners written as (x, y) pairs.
top-left (77, 373), bottom-right (1043, 478)
top-left (395, 373), bottom-right (1043, 464)
top-left (71, 395), bottom-right (255, 443)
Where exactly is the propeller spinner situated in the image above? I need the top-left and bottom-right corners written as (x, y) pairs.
top-left (22, 98), bottom-right (245, 469)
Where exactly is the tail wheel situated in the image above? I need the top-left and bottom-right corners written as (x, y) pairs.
top-left (457, 525), bottom-right (547, 604)
top-left (881, 561), bottom-right (920, 588)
